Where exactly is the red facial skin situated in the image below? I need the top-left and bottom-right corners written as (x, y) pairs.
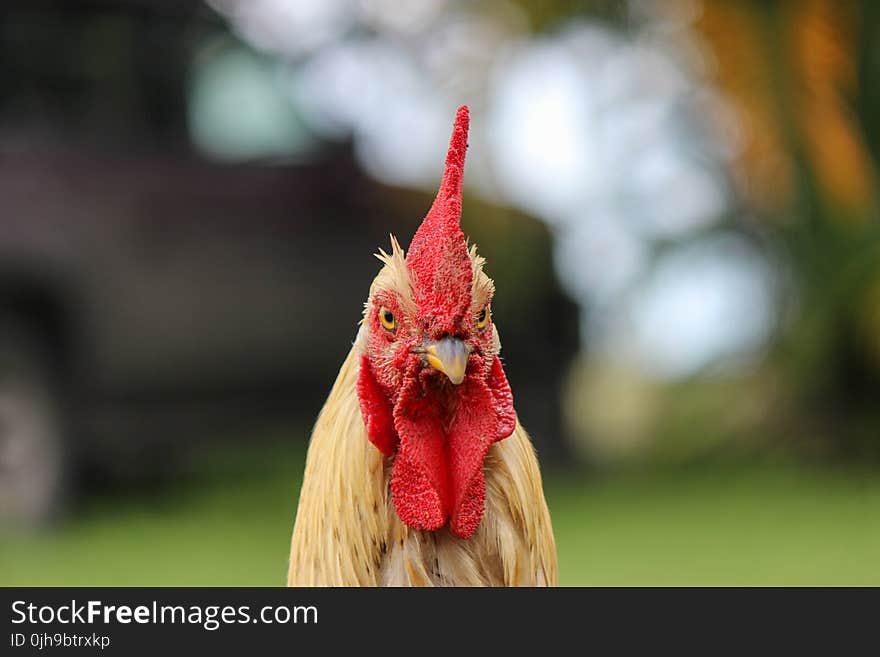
top-left (355, 106), bottom-right (516, 540)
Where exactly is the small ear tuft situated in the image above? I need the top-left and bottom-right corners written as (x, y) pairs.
top-left (469, 243), bottom-right (495, 311)
top-left (368, 234), bottom-right (416, 316)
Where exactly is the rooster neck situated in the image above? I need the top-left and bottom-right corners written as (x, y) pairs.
top-left (288, 341), bottom-right (558, 586)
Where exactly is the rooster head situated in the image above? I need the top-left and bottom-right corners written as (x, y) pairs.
top-left (355, 105), bottom-right (516, 540)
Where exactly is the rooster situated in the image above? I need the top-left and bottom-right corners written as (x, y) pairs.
top-left (288, 106), bottom-right (557, 586)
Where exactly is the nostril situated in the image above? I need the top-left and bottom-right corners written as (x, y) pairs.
top-left (439, 332), bottom-right (467, 342)
top-left (423, 314), bottom-right (469, 341)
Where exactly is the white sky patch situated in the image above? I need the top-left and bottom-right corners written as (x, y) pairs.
top-left (627, 149), bottom-right (727, 238)
top-left (296, 38), bottom-right (454, 188)
top-left (624, 235), bottom-right (776, 378)
top-left (209, 0), bottom-right (355, 58)
top-left (553, 214), bottom-right (647, 308)
top-left (481, 24), bottom-right (774, 379)
top-left (489, 40), bottom-right (600, 221)
top-left (488, 25), bottom-right (724, 238)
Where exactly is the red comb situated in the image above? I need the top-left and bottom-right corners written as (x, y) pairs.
top-left (406, 106), bottom-right (472, 334)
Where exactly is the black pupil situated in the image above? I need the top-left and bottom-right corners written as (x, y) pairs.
top-left (383, 311), bottom-right (394, 325)
top-left (478, 310), bottom-right (486, 322)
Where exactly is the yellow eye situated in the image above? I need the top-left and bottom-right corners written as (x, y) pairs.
top-left (476, 307), bottom-right (489, 330)
top-left (379, 307), bottom-right (397, 331)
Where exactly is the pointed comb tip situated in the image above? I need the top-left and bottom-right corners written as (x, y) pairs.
top-left (439, 105), bottom-right (470, 199)
top-left (407, 105), bottom-right (473, 263)
top-left (450, 105), bottom-right (469, 150)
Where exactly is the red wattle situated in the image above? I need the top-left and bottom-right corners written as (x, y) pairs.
top-left (445, 373), bottom-right (499, 538)
top-left (386, 356), bottom-right (516, 540)
top-left (357, 356), bottom-right (516, 540)
top-left (488, 355), bottom-right (516, 442)
top-left (391, 373), bottom-right (450, 531)
top-left (356, 355), bottom-right (397, 457)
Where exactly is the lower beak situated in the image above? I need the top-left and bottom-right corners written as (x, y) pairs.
top-left (422, 337), bottom-right (470, 385)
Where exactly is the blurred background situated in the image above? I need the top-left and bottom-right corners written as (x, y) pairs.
top-left (1, 0), bottom-right (878, 585)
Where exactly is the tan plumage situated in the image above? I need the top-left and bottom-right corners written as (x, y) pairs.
top-left (287, 239), bottom-right (558, 586)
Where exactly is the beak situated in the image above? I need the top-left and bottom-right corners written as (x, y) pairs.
top-left (421, 337), bottom-right (470, 385)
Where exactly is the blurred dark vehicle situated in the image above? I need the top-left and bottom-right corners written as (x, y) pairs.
top-left (0, 148), bottom-right (393, 525)
top-left (0, 0), bottom-right (385, 525)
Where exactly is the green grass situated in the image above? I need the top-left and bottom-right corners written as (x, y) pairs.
top-left (2, 441), bottom-right (879, 586)
top-left (551, 464), bottom-right (880, 585)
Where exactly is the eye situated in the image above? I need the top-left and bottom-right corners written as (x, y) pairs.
top-left (476, 307), bottom-right (489, 330)
top-left (379, 307), bottom-right (397, 332)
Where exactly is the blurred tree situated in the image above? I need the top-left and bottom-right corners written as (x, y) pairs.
top-left (690, 0), bottom-right (880, 458)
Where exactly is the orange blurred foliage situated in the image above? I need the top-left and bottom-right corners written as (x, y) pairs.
top-left (691, 0), bottom-right (876, 220)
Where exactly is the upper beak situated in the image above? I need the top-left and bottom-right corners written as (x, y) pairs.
top-left (420, 337), bottom-right (470, 385)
